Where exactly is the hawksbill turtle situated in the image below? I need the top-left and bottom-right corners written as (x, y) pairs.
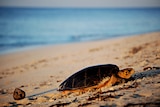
top-left (58, 64), bottom-right (135, 94)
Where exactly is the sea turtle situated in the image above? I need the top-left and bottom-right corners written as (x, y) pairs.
top-left (58, 64), bottom-right (135, 93)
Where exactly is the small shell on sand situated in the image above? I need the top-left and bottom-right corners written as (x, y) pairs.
top-left (13, 88), bottom-right (26, 100)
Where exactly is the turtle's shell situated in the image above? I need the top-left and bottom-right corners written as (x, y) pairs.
top-left (59, 64), bottom-right (119, 91)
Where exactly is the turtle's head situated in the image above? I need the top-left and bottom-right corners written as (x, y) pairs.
top-left (118, 68), bottom-right (135, 79)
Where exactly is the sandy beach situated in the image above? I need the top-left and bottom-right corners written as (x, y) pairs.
top-left (0, 32), bottom-right (160, 107)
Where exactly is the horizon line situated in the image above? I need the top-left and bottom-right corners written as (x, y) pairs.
top-left (1, 5), bottom-right (160, 9)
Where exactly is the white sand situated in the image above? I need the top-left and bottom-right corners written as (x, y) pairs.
top-left (0, 32), bottom-right (160, 106)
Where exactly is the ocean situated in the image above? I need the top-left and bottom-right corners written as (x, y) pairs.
top-left (0, 7), bottom-right (160, 53)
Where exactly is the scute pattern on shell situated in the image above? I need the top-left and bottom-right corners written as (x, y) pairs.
top-left (59, 64), bottom-right (119, 91)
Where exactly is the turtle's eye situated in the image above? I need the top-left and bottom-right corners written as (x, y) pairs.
top-left (127, 68), bottom-right (133, 72)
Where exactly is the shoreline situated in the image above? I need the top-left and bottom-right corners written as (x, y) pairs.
top-left (0, 32), bottom-right (160, 106)
top-left (1, 31), bottom-right (159, 55)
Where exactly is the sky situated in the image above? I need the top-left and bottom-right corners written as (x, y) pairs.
top-left (0, 0), bottom-right (160, 8)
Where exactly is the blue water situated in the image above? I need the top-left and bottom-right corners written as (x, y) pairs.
top-left (0, 7), bottom-right (160, 53)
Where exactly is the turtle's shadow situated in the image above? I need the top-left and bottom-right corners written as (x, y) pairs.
top-left (131, 69), bottom-right (160, 80)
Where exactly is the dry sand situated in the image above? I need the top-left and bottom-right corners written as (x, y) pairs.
top-left (0, 32), bottom-right (160, 107)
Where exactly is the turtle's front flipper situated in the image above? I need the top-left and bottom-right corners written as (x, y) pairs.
top-left (95, 76), bottom-right (116, 89)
